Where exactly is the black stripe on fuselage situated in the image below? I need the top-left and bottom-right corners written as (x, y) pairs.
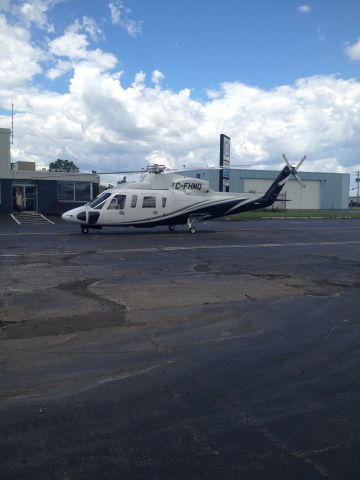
top-left (93, 197), bottom-right (253, 227)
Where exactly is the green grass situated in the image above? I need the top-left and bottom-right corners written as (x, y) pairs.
top-left (227, 209), bottom-right (360, 220)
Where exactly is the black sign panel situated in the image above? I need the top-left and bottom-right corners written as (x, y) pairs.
top-left (219, 134), bottom-right (231, 191)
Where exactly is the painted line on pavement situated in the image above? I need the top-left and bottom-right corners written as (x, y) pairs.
top-left (1, 224), bottom-right (360, 237)
top-left (9, 214), bottom-right (20, 225)
top-left (0, 240), bottom-right (360, 258)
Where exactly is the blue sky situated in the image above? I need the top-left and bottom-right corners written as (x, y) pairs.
top-left (0, 0), bottom-right (360, 188)
top-left (32, 0), bottom-right (360, 93)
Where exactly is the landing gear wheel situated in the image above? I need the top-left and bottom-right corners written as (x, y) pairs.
top-left (168, 225), bottom-right (175, 232)
top-left (81, 226), bottom-right (89, 234)
top-left (189, 227), bottom-right (196, 234)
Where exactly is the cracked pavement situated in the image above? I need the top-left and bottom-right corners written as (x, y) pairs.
top-left (0, 217), bottom-right (360, 479)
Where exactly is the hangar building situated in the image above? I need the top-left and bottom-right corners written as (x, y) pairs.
top-left (0, 128), bottom-right (99, 215)
top-left (183, 167), bottom-right (350, 210)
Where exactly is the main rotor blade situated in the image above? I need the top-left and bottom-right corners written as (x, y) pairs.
top-left (95, 170), bottom-right (146, 174)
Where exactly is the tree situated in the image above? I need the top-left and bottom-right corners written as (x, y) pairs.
top-left (48, 159), bottom-right (80, 173)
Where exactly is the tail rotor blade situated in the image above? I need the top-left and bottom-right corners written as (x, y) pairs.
top-left (294, 173), bottom-right (306, 188)
top-left (282, 154), bottom-right (292, 169)
top-left (296, 155), bottom-right (306, 171)
top-left (279, 153), bottom-right (306, 187)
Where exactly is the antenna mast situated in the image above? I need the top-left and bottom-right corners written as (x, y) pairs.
top-left (11, 101), bottom-right (14, 145)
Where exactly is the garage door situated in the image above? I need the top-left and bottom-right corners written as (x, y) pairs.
top-left (243, 179), bottom-right (320, 209)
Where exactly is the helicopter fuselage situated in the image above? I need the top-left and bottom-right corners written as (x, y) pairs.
top-left (61, 163), bottom-right (302, 234)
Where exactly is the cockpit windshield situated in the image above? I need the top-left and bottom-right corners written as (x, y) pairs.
top-left (88, 192), bottom-right (111, 209)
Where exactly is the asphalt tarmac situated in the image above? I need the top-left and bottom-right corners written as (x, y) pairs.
top-left (0, 215), bottom-right (360, 480)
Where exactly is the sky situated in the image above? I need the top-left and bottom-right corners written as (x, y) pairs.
top-left (0, 0), bottom-right (360, 189)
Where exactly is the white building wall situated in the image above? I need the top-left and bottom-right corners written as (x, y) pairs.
top-left (0, 128), bottom-right (11, 177)
top-left (8, 170), bottom-right (99, 182)
top-left (244, 178), bottom-right (321, 209)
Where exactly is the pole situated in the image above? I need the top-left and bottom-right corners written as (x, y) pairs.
top-left (11, 101), bottom-right (14, 145)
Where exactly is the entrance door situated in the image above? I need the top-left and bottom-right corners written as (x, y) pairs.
top-left (12, 185), bottom-right (37, 212)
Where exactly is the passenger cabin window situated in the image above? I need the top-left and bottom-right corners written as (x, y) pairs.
top-left (108, 194), bottom-right (126, 209)
top-left (131, 195), bottom-right (137, 208)
top-left (162, 197), bottom-right (167, 208)
top-left (142, 196), bottom-right (156, 208)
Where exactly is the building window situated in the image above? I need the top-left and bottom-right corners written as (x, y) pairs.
top-left (57, 182), bottom-right (74, 201)
top-left (142, 196), bottom-right (156, 208)
top-left (75, 183), bottom-right (91, 201)
top-left (58, 182), bottom-right (92, 202)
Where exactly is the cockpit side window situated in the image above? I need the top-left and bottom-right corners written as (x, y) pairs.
top-left (88, 192), bottom-right (111, 209)
top-left (108, 194), bottom-right (126, 210)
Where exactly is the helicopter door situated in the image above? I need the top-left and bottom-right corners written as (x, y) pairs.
top-left (108, 194), bottom-right (126, 210)
top-left (104, 194), bottom-right (127, 223)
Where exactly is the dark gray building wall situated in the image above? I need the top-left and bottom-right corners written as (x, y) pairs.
top-left (38, 180), bottom-right (58, 214)
top-left (57, 201), bottom-right (84, 215)
top-left (0, 179), bottom-right (12, 213)
top-left (37, 180), bottom-right (93, 215)
top-left (92, 182), bottom-right (99, 198)
top-left (0, 179), bottom-right (98, 214)
top-left (57, 182), bottom-right (99, 215)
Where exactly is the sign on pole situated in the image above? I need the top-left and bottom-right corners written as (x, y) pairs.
top-left (219, 134), bottom-right (231, 191)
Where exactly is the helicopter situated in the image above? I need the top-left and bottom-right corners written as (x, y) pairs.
top-left (61, 154), bottom-right (306, 234)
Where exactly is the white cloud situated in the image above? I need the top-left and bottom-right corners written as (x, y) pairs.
top-left (297, 5), bottom-right (311, 14)
top-left (6, 0), bottom-right (63, 32)
top-left (3, 68), bottom-right (360, 178)
top-left (49, 30), bottom-right (89, 60)
top-left (108, 0), bottom-right (142, 37)
top-left (47, 20), bottom-right (117, 78)
top-left (151, 70), bottom-right (165, 87)
top-left (0, 15), bottom-right (43, 88)
top-left (344, 38), bottom-right (360, 61)
top-left (81, 16), bottom-right (104, 42)
top-left (19, 1), bottom-right (53, 31)
top-left (0, 0), bottom-right (10, 11)
top-left (47, 59), bottom-right (72, 80)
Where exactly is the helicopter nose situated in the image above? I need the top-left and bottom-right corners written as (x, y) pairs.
top-left (61, 211), bottom-right (74, 222)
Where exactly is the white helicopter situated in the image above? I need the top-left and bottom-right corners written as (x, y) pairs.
top-left (61, 154), bottom-right (306, 234)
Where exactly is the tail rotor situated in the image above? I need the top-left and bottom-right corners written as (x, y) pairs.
top-left (278, 154), bottom-right (306, 187)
